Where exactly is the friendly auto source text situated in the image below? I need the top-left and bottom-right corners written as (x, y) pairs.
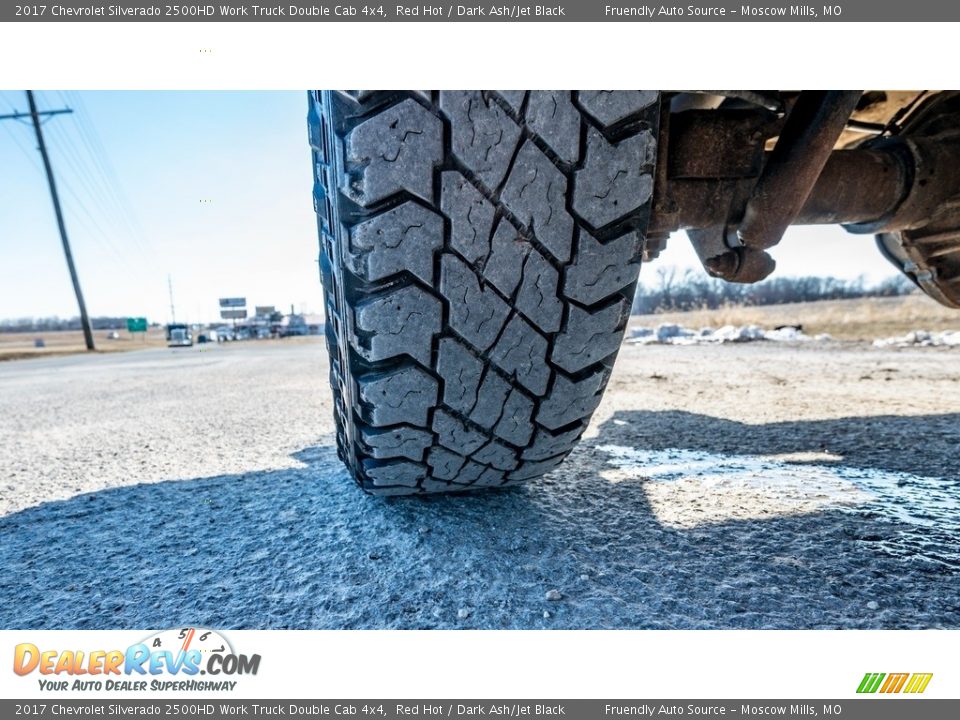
top-left (605, 705), bottom-right (821, 716)
top-left (605, 5), bottom-right (826, 16)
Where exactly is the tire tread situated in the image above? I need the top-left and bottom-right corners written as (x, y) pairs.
top-left (309, 90), bottom-right (658, 493)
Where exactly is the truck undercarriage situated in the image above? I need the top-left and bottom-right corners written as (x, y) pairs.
top-left (646, 91), bottom-right (960, 307)
top-left (309, 90), bottom-right (960, 494)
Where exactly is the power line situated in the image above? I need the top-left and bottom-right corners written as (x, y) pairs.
top-left (3, 99), bottom-right (133, 270)
top-left (0, 91), bottom-right (22, 115)
top-left (50, 94), bottom-right (143, 258)
top-left (26, 93), bottom-right (156, 275)
top-left (45, 121), bottom-right (126, 234)
top-left (57, 175), bottom-right (134, 268)
top-left (1, 92), bottom-right (95, 350)
top-left (14, 91), bottom-right (154, 270)
top-left (58, 92), bottom-right (136, 235)
top-left (0, 112), bottom-right (45, 176)
top-left (64, 91), bottom-right (153, 259)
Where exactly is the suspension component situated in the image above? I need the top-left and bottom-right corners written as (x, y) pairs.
top-left (648, 92), bottom-right (960, 289)
top-left (737, 91), bottom-right (863, 251)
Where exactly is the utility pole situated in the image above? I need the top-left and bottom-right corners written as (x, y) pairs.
top-left (1, 92), bottom-right (94, 350)
top-left (168, 274), bottom-right (176, 323)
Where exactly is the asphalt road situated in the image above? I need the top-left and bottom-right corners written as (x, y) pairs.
top-left (1, 339), bottom-right (958, 629)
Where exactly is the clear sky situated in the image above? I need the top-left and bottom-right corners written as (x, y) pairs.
top-left (0, 91), bottom-right (900, 323)
top-left (1, 91), bottom-right (320, 325)
top-left (641, 223), bottom-right (899, 289)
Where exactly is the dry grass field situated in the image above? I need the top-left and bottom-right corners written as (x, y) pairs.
top-left (0, 327), bottom-right (169, 361)
top-left (629, 293), bottom-right (960, 341)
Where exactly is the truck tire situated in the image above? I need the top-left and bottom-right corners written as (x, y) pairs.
top-left (309, 91), bottom-right (659, 494)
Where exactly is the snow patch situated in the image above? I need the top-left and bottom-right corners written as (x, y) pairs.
top-left (873, 330), bottom-right (960, 348)
top-left (627, 323), bottom-right (829, 345)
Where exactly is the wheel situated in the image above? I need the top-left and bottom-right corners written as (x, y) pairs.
top-left (309, 91), bottom-right (659, 494)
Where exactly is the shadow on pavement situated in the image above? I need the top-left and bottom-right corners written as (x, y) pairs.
top-left (1, 412), bottom-right (957, 630)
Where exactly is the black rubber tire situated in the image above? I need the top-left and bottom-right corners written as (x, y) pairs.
top-left (309, 91), bottom-right (659, 494)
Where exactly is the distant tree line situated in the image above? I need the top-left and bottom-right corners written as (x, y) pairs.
top-left (1, 273), bottom-right (918, 329)
top-left (632, 269), bottom-right (916, 315)
top-left (0, 316), bottom-right (141, 333)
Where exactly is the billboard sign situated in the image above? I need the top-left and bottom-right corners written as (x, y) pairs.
top-left (219, 297), bottom-right (246, 308)
top-left (220, 309), bottom-right (247, 320)
top-left (255, 305), bottom-right (276, 317)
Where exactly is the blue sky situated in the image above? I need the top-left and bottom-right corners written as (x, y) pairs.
top-left (1, 91), bottom-right (320, 324)
top-left (0, 91), bottom-right (899, 324)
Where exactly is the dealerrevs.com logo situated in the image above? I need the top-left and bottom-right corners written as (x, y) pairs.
top-left (13, 627), bottom-right (261, 692)
top-left (857, 672), bottom-right (933, 694)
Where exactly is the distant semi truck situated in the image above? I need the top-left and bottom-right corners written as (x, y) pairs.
top-left (166, 323), bottom-right (193, 348)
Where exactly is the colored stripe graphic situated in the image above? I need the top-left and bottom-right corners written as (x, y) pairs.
top-left (857, 672), bottom-right (933, 694)
top-left (881, 673), bottom-right (909, 693)
top-left (857, 673), bottom-right (883, 693)
top-left (904, 673), bottom-right (934, 694)
top-left (857, 673), bottom-right (885, 693)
